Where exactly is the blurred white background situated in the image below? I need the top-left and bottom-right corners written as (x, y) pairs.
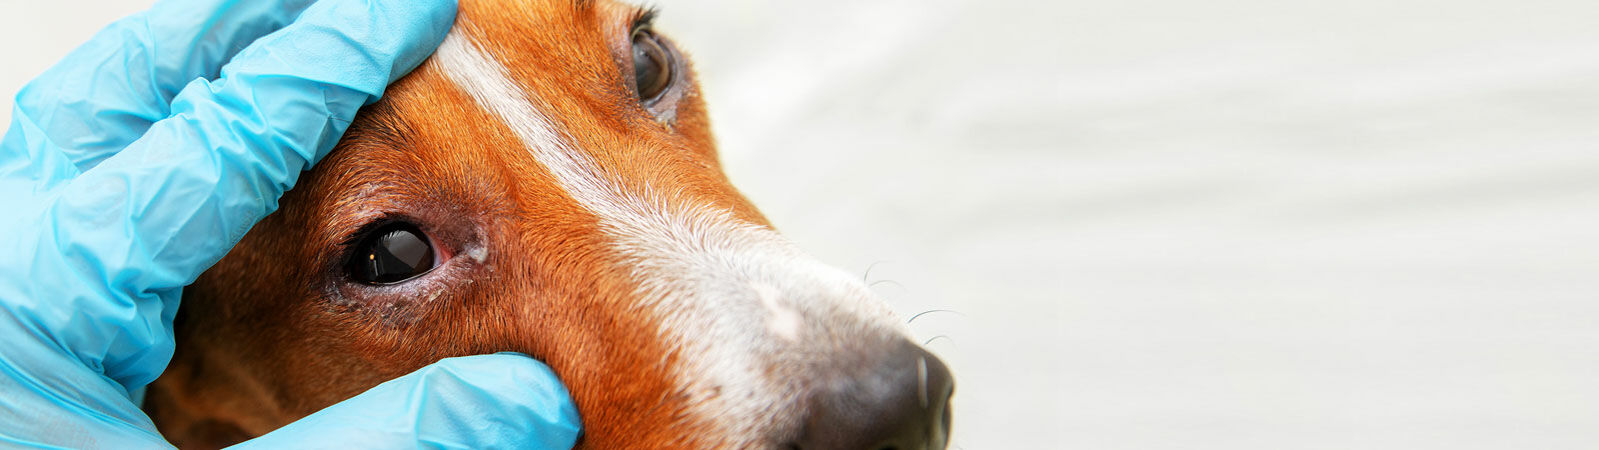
top-left (8, 0), bottom-right (1599, 448)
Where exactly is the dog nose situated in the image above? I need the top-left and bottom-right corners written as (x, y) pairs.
top-left (788, 338), bottom-right (954, 450)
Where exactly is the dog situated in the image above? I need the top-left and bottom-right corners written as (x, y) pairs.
top-left (143, 0), bottom-right (953, 448)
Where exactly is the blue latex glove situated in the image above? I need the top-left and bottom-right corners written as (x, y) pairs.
top-left (0, 0), bottom-right (580, 447)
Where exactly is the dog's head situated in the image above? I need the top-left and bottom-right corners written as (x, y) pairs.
top-left (148, 1), bottom-right (952, 448)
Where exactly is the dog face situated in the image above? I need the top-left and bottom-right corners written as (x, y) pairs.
top-left (147, 1), bottom-right (952, 448)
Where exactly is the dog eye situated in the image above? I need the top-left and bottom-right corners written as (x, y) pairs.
top-left (631, 28), bottom-right (673, 103)
top-left (346, 222), bottom-right (436, 285)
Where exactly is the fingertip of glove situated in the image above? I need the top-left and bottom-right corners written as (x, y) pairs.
top-left (391, 0), bottom-right (461, 71)
top-left (430, 353), bottom-right (563, 389)
top-left (425, 353), bottom-right (582, 442)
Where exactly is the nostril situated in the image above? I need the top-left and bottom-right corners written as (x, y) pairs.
top-left (788, 338), bottom-right (955, 450)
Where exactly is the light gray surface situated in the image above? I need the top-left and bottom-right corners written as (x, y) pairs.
top-left (7, 0), bottom-right (1599, 448)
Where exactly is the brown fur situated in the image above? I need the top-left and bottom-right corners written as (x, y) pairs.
top-left (145, 0), bottom-right (766, 447)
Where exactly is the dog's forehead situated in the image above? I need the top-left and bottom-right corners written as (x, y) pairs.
top-left (378, 1), bottom-right (768, 231)
top-left (451, 0), bottom-right (643, 73)
top-left (332, 0), bottom-right (737, 211)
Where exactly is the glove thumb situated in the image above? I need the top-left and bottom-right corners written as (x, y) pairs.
top-left (231, 353), bottom-right (581, 449)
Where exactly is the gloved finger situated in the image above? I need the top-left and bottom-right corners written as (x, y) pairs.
top-left (9, 0), bottom-right (321, 172)
top-left (0, 342), bottom-right (171, 448)
top-left (9, 0), bottom-right (457, 391)
top-left (234, 354), bottom-right (582, 449)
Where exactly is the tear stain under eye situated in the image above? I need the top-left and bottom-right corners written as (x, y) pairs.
top-left (325, 255), bottom-right (478, 328)
top-left (366, 286), bottom-right (443, 327)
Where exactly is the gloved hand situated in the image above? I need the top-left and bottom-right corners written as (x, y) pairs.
top-left (0, 0), bottom-right (580, 448)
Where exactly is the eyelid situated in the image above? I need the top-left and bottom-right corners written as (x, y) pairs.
top-left (338, 217), bottom-right (401, 249)
top-left (629, 6), bottom-right (660, 33)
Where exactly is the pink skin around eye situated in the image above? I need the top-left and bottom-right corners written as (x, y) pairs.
top-left (423, 227), bottom-right (454, 267)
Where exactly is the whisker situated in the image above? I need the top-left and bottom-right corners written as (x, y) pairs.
top-left (923, 335), bottom-right (953, 347)
top-left (869, 279), bottom-right (906, 290)
top-left (907, 309), bottom-right (964, 325)
top-left (862, 260), bottom-right (891, 282)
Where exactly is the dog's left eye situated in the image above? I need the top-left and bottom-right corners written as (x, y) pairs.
top-left (631, 27), bottom-right (674, 103)
top-left (346, 222), bottom-right (436, 285)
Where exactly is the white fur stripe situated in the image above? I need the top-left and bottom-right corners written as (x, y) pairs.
top-left (434, 31), bottom-right (621, 215)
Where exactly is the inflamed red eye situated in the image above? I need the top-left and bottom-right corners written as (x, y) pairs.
top-left (631, 27), bottom-right (674, 103)
top-left (346, 222), bottom-right (436, 285)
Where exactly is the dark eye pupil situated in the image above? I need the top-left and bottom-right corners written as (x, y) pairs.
top-left (632, 30), bottom-right (672, 102)
top-left (348, 223), bottom-right (435, 285)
